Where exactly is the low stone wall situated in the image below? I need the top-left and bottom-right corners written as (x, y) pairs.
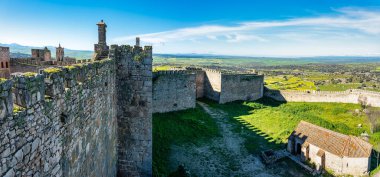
top-left (265, 89), bottom-right (380, 107)
top-left (220, 74), bottom-right (264, 104)
top-left (0, 59), bottom-right (117, 177)
top-left (152, 71), bottom-right (196, 113)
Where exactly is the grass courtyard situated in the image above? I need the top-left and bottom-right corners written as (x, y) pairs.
top-left (153, 98), bottom-right (380, 176)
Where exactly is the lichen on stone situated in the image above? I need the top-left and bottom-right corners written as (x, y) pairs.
top-left (24, 72), bottom-right (37, 77)
top-left (13, 104), bottom-right (25, 114)
top-left (44, 67), bottom-right (62, 74)
top-left (64, 65), bottom-right (76, 70)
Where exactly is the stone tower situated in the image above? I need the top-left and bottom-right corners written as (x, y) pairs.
top-left (0, 46), bottom-right (10, 78)
top-left (94, 20), bottom-right (109, 60)
top-left (56, 44), bottom-right (64, 61)
top-left (110, 43), bottom-right (153, 177)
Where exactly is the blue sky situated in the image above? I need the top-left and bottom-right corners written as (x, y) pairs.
top-left (1, 0), bottom-right (380, 57)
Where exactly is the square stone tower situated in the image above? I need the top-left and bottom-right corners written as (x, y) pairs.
top-left (0, 46), bottom-right (10, 78)
top-left (110, 43), bottom-right (153, 177)
top-left (56, 44), bottom-right (64, 61)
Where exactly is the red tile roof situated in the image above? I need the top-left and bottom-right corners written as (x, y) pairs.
top-left (291, 121), bottom-right (372, 158)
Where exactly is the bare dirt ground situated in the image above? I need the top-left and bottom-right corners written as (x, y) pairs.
top-left (168, 101), bottom-right (309, 177)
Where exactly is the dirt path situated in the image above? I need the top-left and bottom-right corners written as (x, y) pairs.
top-left (168, 101), bottom-right (289, 177)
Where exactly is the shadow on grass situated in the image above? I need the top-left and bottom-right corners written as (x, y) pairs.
top-left (198, 97), bottom-right (286, 153)
top-left (153, 104), bottom-right (220, 177)
top-left (198, 97), bottom-right (310, 176)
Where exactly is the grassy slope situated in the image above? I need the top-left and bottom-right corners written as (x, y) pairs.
top-left (153, 105), bottom-right (220, 176)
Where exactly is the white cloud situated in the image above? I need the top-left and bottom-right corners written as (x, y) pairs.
top-left (113, 8), bottom-right (380, 56)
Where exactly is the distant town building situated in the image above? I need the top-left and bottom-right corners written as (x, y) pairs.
top-left (0, 47), bottom-right (10, 78)
top-left (287, 121), bottom-right (372, 176)
top-left (93, 20), bottom-right (109, 60)
top-left (31, 47), bottom-right (51, 61)
top-left (56, 44), bottom-right (64, 61)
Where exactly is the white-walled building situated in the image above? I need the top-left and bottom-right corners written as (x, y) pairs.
top-left (287, 121), bottom-right (372, 176)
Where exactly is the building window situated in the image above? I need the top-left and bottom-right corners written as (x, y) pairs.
top-left (6, 62), bottom-right (8, 68)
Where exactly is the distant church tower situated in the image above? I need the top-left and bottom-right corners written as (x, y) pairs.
top-left (94, 20), bottom-right (109, 60)
top-left (56, 44), bottom-right (64, 61)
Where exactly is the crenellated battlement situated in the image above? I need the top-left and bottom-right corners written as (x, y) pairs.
top-left (110, 44), bottom-right (152, 63)
top-left (153, 70), bottom-right (194, 76)
top-left (0, 58), bottom-right (115, 122)
top-left (203, 68), bottom-right (222, 74)
top-left (0, 54), bottom-right (118, 177)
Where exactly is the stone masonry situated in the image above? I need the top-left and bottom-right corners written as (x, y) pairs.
top-left (111, 43), bottom-right (153, 176)
top-left (265, 89), bottom-right (380, 107)
top-left (0, 47), bottom-right (10, 78)
top-left (0, 59), bottom-right (117, 177)
top-left (31, 47), bottom-right (51, 61)
top-left (153, 71), bottom-right (196, 113)
top-left (1, 41), bottom-right (153, 177)
top-left (152, 68), bottom-right (264, 113)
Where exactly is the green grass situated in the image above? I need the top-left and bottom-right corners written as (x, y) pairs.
top-left (205, 98), bottom-right (380, 174)
top-left (265, 75), bottom-right (316, 91)
top-left (153, 105), bottom-right (220, 176)
top-left (206, 97), bottom-right (372, 145)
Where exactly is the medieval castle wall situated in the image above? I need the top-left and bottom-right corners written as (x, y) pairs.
top-left (0, 59), bottom-right (117, 177)
top-left (152, 71), bottom-right (196, 113)
top-left (220, 74), bottom-right (264, 104)
top-left (1, 44), bottom-right (153, 177)
top-left (151, 68), bottom-right (265, 113)
top-left (265, 89), bottom-right (380, 107)
top-left (10, 58), bottom-right (89, 74)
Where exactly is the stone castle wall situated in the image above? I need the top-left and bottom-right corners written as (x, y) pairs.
top-left (111, 45), bottom-right (152, 176)
top-left (1, 43), bottom-right (153, 177)
top-left (151, 68), bottom-right (265, 113)
top-left (152, 71), bottom-right (196, 113)
top-left (10, 58), bottom-right (90, 74)
top-left (220, 74), bottom-right (264, 104)
top-left (265, 89), bottom-right (380, 107)
top-left (0, 59), bottom-right (117, 177)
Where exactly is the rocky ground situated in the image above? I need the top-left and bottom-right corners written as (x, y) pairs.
top-left (168, 101), bottom-right (309, 177)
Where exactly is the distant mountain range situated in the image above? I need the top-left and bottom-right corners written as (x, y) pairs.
top-left (2, 43), bottom-right (380, 64)
top-left (0, 43), bottom-right (93, 59)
